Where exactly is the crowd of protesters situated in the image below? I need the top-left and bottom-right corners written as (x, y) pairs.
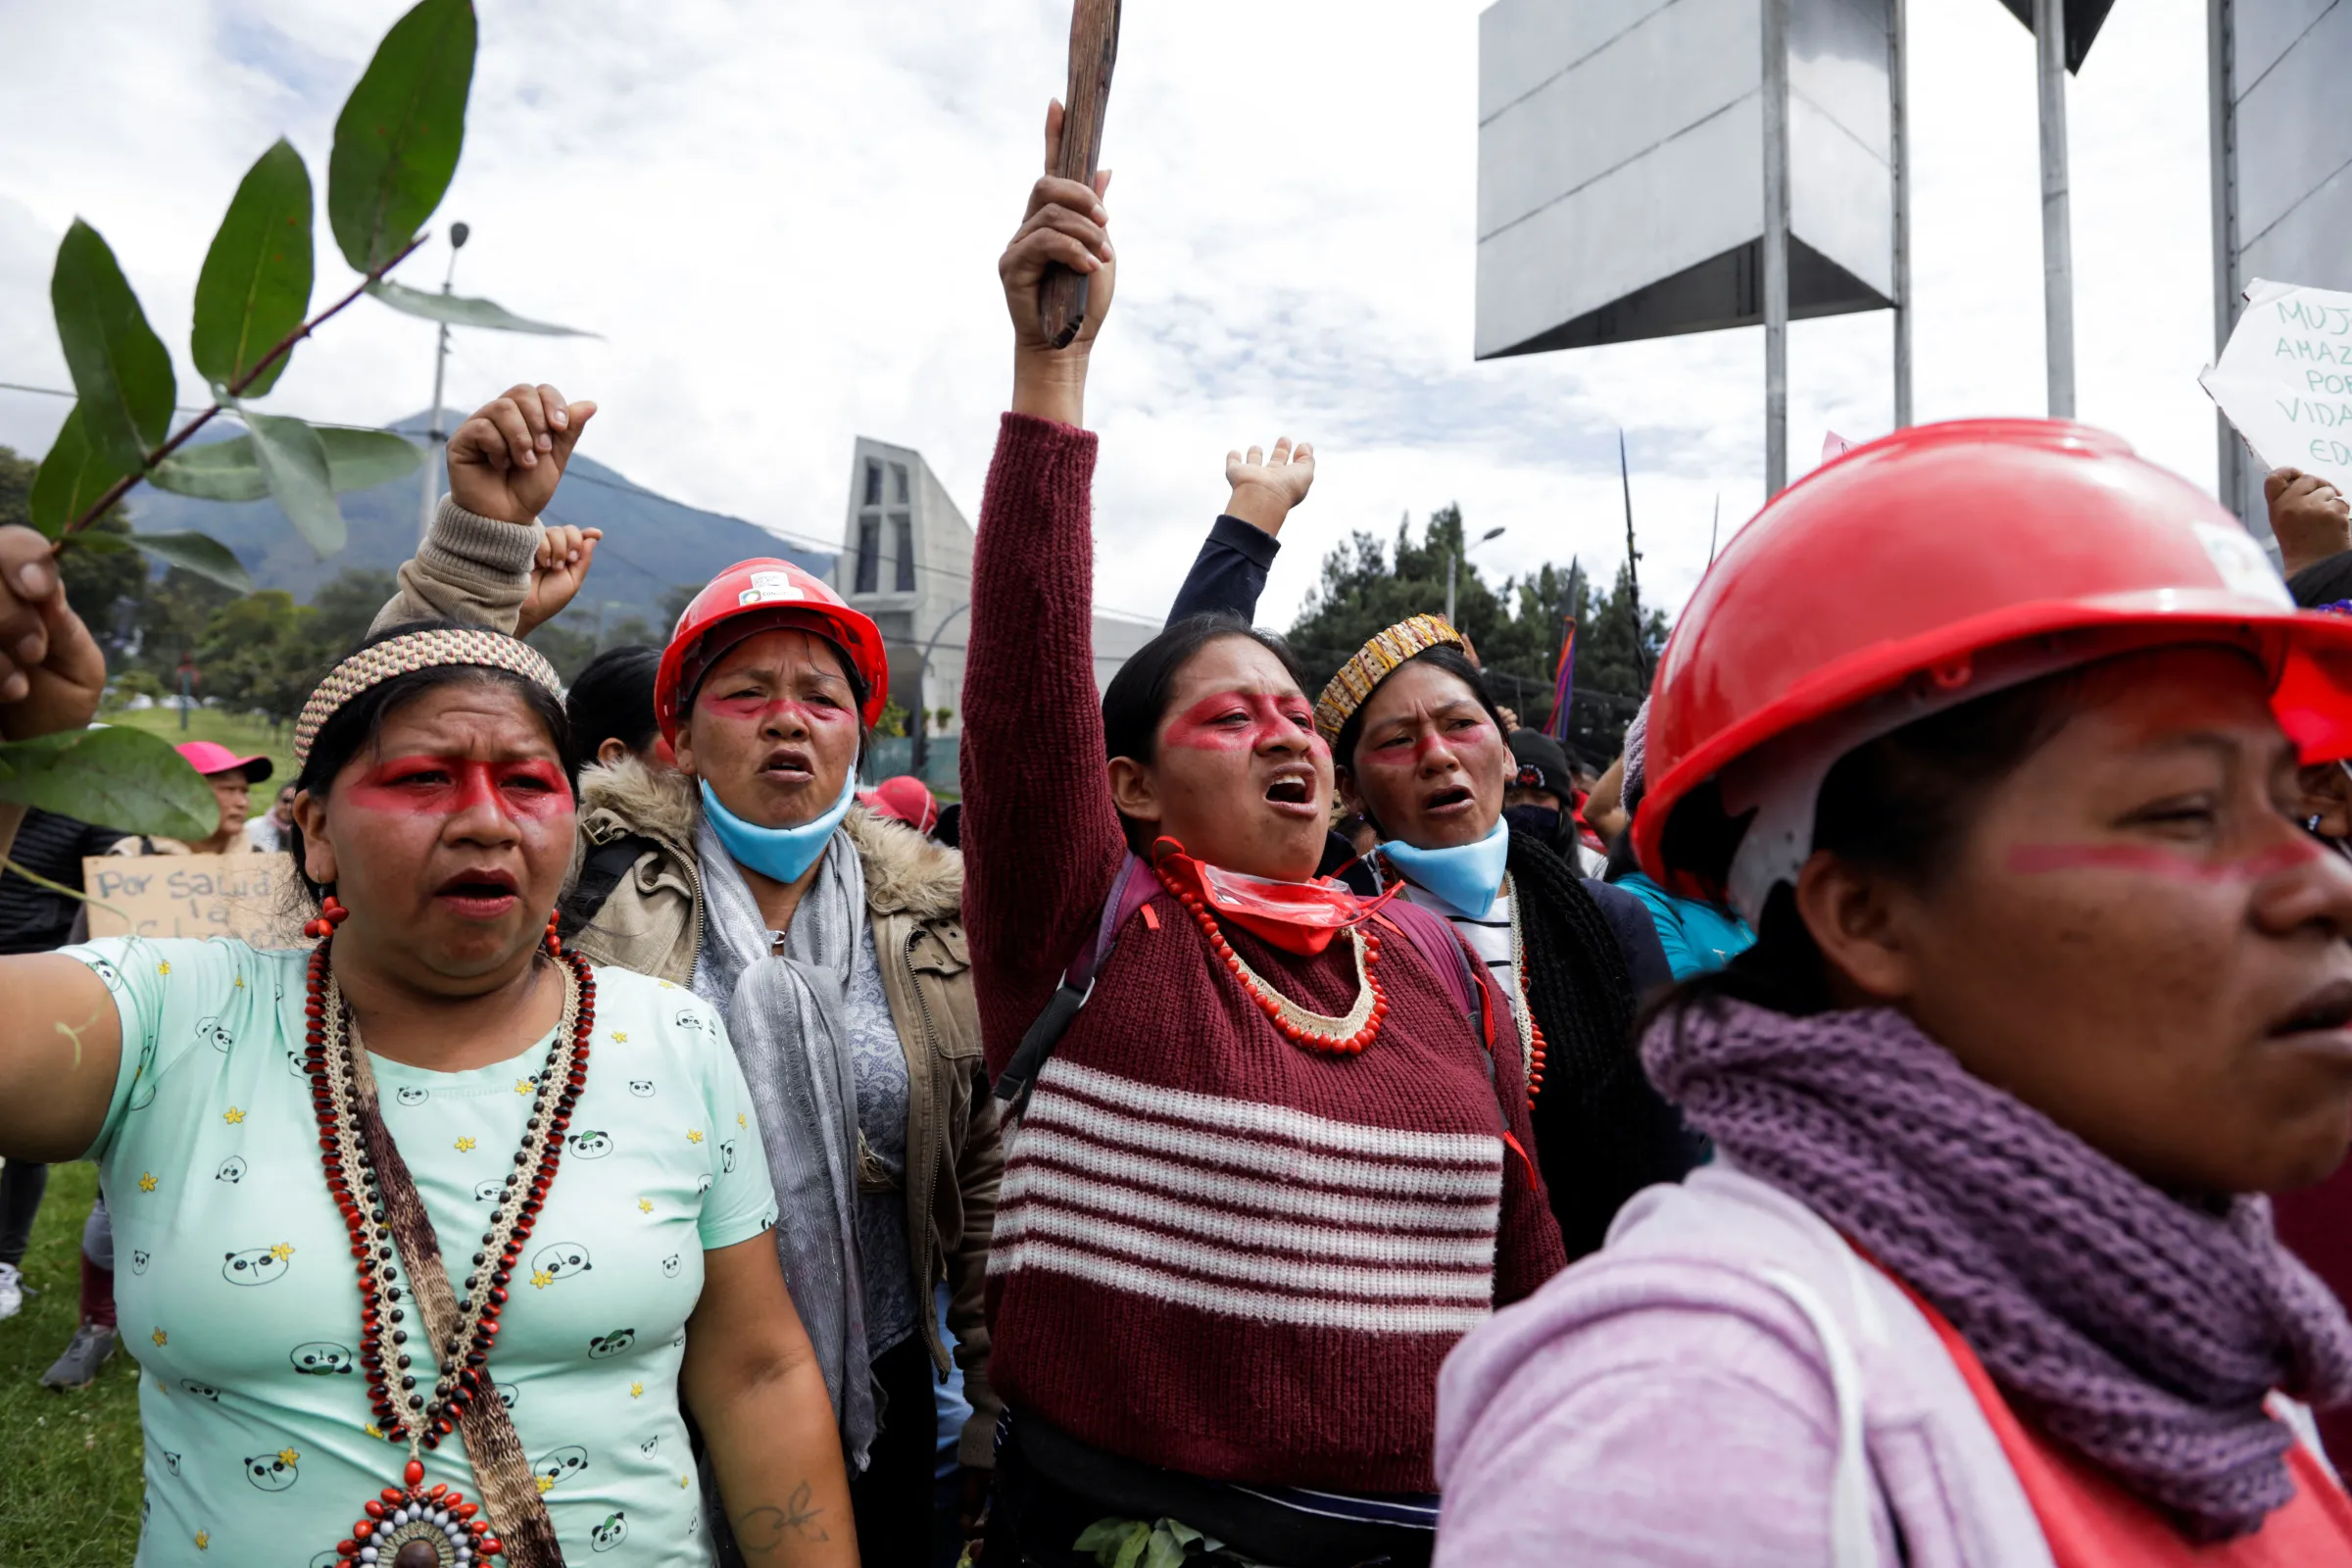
top-left (4, 94), bottom-right (2352, 1568)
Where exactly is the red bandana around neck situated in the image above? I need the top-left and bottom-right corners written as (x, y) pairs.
top-left (1151, 841), bottom-right (1371, 956)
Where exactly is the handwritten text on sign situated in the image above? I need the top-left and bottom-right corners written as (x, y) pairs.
top-left (81, 853), bottom-right (307, 948)
top-left (2201, 279), bottom-right (2352, 491)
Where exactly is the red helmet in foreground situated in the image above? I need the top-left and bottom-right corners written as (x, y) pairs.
top-left (1635, 419), bottom-right (2352, 915)
top-left (654, 560), bottom-right (890, 742)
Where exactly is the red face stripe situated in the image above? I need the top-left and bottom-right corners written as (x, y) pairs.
top-left (695, 692), bottom-right (858, 731)
top-left (1356, 704), bottom-right (1501, 773)
top-left (1164, 691), bottom-right (1327, 759)
top-left (345, 756), bottom-right (573, 820)
top-left (2005, 841), bottom-right (2326, 883)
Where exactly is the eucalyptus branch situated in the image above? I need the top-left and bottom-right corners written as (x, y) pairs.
top-left (4, 855), bottom-right (129, 929)
top-left (58, 231), bottom-right (432, 541)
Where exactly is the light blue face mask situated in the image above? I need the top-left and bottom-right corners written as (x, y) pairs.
top-left (1378, 818), bottom-right (1510, 919)
top-left (699, 766), bottom-right (858, 886)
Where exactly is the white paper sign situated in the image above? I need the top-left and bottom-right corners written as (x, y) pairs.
top-left (2200, 278), bottom-right (2352, 489)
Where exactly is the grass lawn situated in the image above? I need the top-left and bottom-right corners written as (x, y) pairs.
top-left (105, 706), bottom-right (295, 790)
top-left (0, 1159), bottom-right (144, 1566)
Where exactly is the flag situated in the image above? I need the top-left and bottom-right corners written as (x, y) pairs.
top-left (1545, 617), bottom-right (1577, 742)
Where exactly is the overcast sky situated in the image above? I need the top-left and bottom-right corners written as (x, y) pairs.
top-left (0, 0), bottom-right (2220, 628)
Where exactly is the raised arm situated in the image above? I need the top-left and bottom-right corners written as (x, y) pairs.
top-left (1164, 437), bottom-right (1315, 626)
top-left (960, 101), bottom-right (1130, 1071)
top-left (368, 383), bottom-right (603, 638)
top-left (0, 529), bottom-right (124, 1160)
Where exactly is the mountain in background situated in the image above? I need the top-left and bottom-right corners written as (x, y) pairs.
top-left (129, 411), bottom-right (837, 627)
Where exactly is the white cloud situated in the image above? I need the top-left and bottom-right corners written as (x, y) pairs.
top-left (0, 0), bottom-right (2219, 631)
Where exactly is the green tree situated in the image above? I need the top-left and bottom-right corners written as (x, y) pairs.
top-left (194, 590), bottom-right (326, 724)
top-left (135, 568), bottom-right (241, 686)
top-left (1287, 508), bottom-right (1664, 763)
top-left (308, 566), bottom-right (399, 656)
top-left (526, 621), bottom-right (598, 685)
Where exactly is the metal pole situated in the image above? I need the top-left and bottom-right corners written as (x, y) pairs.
top-left (418, 319), bottom-right (450, 541)
top-left (2034, 0), bottom-right (2076, 418)
top-left (1890, 0), bottom-right (1914, 428)
top-left (418, 225), bottom-right (468, 542)
top-left (1761, 0), bottom-right (1791, 494)
top-left (1444, 548), bottom-right (1457, 626)
top-left (2208, 0), bottom-right (2247, 528)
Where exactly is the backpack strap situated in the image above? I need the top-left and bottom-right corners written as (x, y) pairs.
top-left (557, 833), bottom-right (658, 942)
top-left (995, 856), bottom-right (1158, 1111)
top-left (1374, 901), bottom-right (1496, 1054)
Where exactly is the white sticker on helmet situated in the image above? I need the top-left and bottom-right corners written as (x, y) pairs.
top-left (736, 570), bottom-right (809, 608)
top-left (2193, 522), bottom-right (2292, 608)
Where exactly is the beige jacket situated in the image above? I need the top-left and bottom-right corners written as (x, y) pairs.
top-left (374, 503), bottom-right (1004, 1462)
top-left (564, 758), bottom-right (1004, 1462)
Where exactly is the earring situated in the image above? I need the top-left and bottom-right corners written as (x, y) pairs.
top-left (545, 908), bottom-right (564, 957)
top-left (303, 892), bottom-right (350, 942)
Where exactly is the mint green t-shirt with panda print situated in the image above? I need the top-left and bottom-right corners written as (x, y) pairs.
top-left (64, 934), bottom-right (782, 1568)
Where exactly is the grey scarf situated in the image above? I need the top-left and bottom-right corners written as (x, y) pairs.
top-left (691, 815), bottom-right (877, 1467)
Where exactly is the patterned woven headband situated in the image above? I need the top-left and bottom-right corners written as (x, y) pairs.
top-left (292, 628), bottom-right (563, 767)
top-left (1313, 613), bottom-right (1465, 742)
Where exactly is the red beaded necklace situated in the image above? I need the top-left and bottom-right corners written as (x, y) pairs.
top-left (302, 899), bottom-right (594, 1568)
top-left (1152, 860), bottom-right (1389, 1054)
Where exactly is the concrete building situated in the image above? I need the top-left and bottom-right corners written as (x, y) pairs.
top-left (836, 437), bottom-right (1161, 787)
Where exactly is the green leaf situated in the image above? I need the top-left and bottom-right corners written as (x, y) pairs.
top-left (0, 726), bottom-right (217, 841)
top-left (327, 0), bottom-right (476, 273)
top-left (365, 278), bottom-right (595, 336)
top-left (1162, 1522), bottom-right (1205, 1548)
top-left (239, 409), bottom-right (346, 557)
top-left (192, 138), bottom-right (316, 398)
top-left (1073, 1521), bottom-right (1133, 1553)
top-left (28, 407), bottom-right (135, 538)
top-left (317, 426), bottom-right (426, 490)
top-left (127, 531), bottom-right (253, 592)
top-left (151, 427), bottom-right (421, 503)
top-left (1143, 1526), bottom-right (1187, 1568)
top-left (51, 220), bottom-right (175, 472)
top-left (1112, 1526), bottom-right (1150, 1568)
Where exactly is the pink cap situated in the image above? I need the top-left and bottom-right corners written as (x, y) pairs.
top-left (862, 774), bottom-right (939, 834)
top-left (173, 741), bottom-right (272, 783)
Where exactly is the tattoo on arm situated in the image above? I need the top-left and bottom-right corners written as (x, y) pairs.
top-left (732, 1484), bottom-right (831, 1553)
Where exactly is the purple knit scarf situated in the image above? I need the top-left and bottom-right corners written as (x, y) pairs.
top-left (1645, 998), bottom-right (2352, 1540)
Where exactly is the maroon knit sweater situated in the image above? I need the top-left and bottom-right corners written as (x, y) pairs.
top-left (960, 413), bottom-right (1566, 1494)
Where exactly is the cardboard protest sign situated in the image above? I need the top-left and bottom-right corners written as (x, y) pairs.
top-left (2200, 279), bottom-right (2352, 489)
top-left (81, 852), bottom-right (307, 948)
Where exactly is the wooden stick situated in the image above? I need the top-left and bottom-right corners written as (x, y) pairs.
top-left (1039, 0), bottom-right (1121, 350)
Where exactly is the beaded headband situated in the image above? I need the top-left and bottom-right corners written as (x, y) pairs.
top-left (292, 627), bottom-right (563, 767)
top-left (1313, 613), bottom-right (1465, 743)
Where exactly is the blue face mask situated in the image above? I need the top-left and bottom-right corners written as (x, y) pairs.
top-left (1378, 818), bottom-right (1510, 918)
top-left (699, 766), bottom-right (858, 885)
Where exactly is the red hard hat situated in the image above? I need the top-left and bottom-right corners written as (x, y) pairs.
top-left (654, 560), bottom-right (890, 741)
top-left (1636, 418), bottom-right (2352, 906)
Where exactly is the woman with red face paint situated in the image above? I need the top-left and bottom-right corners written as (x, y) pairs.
top-left (0, 562), bottom-right (854, 1563)
top-left (959, 103), bottom-right (1565, 1568)
top-left (1435, 422), bottom-right (2352, 1566)
top-left (370, 381), bottom-right (1005, 1565)
top-left (1315, 618), bottom-right (1697, 1262)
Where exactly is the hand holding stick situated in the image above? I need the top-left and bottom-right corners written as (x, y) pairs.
top-left (1038, 0), bottom-right (1121, 349)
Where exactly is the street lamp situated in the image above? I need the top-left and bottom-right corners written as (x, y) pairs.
top-left (1445, 526), bottom-right (1507, 626)
top-left (416, 220), bottom-right (471, 541)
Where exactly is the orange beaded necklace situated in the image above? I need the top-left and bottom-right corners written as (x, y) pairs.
top-left (1151, 858), bottom-right (1389, 1054)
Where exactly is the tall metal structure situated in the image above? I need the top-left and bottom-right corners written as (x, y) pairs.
top-left (2207, 0), bottom-right (2352, 539)
top-left (1476, 0), bottom-right (1909, 494)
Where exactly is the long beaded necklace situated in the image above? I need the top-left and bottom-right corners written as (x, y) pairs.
top-left (302, 916), bottom-right (596, 1568)
top-left (1501, 874), bottom-right (1548, 1103)
top-left (1153, 860), bottom-right (1389, 1054)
